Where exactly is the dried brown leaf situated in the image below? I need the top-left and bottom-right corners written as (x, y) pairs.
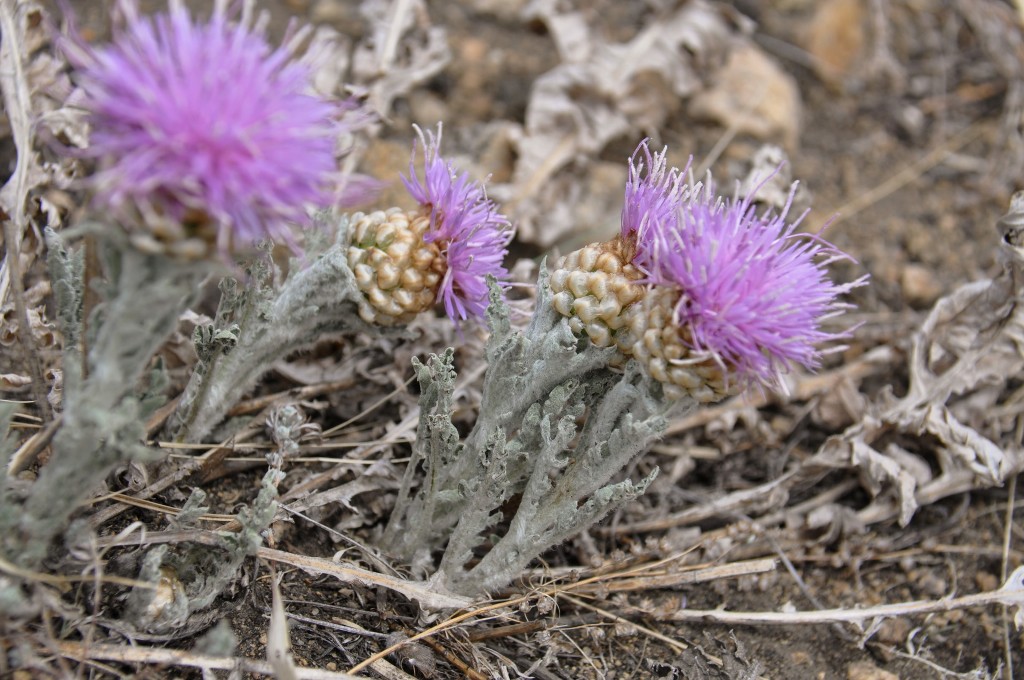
top-left (809, 195), bottom-right (1024, 527)
top-left (497, 0), bottom-right (741, 246)
top-left (688, 43), bottom-right (802, 150)
top-left (0, 373), bottom-right (31, 388)
top-left (351, 0), bottom-right (450, 118)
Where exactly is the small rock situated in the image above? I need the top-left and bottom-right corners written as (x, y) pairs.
top-left (901, 264), bottom-right (942, 307)
top-left (460, 38), bottom-right (489, 67)
top-left (687, 43), bottom-right (803, 151)
top-left (975, 571), bottom-right (999, 592)
top-left (803, 0), bottom-right (867, 90)
top-left (847, 660), bottom-right (899, 680)
top-left (917, 570), bottom-right (948, 598)
top-left (310, 0), bottom-right (344, 23)
top-left (875, 617), bottom-right (911, 645)
top-left (896, 105), bottom-right (926, 141)
top-left (408, 92), bottom-right (448, 131)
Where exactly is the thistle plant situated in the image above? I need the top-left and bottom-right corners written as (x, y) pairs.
top-left (384, 278), bottom-right (668, 595)
top-left (171, 124), bottom-right (514, 442)
top-left (7, 0), bottom-right (860, 608)
top-left (5, 0), bottom-right (347, 568)
top-left (385, 143), bottom-right (863, 596)
top-left (553, 142), bottom-right (863, 401)
top-left (60, 0), bottom-right (342, 257)
top-left (550, 142), bottom-right (690, 350)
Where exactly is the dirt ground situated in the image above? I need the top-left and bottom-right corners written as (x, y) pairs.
top-left (12, 0), bottom-right (1024, 678)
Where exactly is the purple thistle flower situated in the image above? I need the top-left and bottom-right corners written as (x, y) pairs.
top-left (62, 0), bottom-right (341, 251)
top-left (645, 177), bottom-right (865, 388)
top-left (622, 140), bottom-right (691, 271)
top-left (402, 124), bottom-right (513, 322)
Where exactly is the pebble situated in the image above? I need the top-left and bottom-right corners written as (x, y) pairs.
top-left (901, 264), bottom-right (942, 307)
top-left (310, 0), bottom-right (346, 24)
top-left (847, 660), bottom-right (899, 680)
top-left (802, 0), bottom-right (866, 90)
top-left (875, 617), bottom-right (911, 645)
top-left (688, 43), bottom-right (802, 151)
top-left (916, 570), bottom-right (948, 598)
top-left (791, 650), bottom-right (811, 665)
top-left (975, 571), bottom-right (999, 592)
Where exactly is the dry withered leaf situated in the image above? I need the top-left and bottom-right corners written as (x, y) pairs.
top-left (810, 193), bottom-right (1024, 526)
top-left (494, 0), bottom-right (742, 246)
top-left (351, 0), bottom-right (450, 118)
top-left (688, 43), bottom-right (803, 151)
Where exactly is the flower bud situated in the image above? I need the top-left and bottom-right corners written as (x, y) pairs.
top-left (550, 239), bottom-right (645, 348)
top-left (347, 209), bottom-right (444, 325)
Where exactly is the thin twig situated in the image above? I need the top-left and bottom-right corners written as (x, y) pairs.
top-left (87, 419), bottom-right (265, 529)
top-left (829, 120), bottom-right (986, 223)
top-left (321, 376), bottom-right (414, 438)
top-left (379, 0), bottom-right (413, 72)
top-left (284, 612), bottom-right (388, 638)
top-left (226, 377), bottom-right (358, 418)
top-left (6, 413), bottom-right (61, 474)
top-left (390, 621), bottom-right (489, 680)
top-left (152, 440), bottom-right (411, 452)
top-left (1001, 473), bottom-right (1017, 680)
top-left (277, 411), bottom-right (418, 504)
top-left (347, 550), bottom-right (767, 674)
top-left (558, 594), bottom-right (687, 653)
top-left (570, 558), bottom-right (777, 594)
top-left (278, 504), bottom-right (399, 576)
top-left (89, 492), bottom-right (235, 523)
top-left (57, 642), bottom-right (362, 679)
top-left (258, 547), bottom-right (471, 611)
top-left (669, 567), bottom-right (1024, 627)
top-left (0, 554), bottom-right (152, 591)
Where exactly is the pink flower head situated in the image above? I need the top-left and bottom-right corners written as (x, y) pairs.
top-left (402, 124), bottom-right (513, 322)
top-left (621, 140), bottom-right (692, 271)
top-left (646, 177), bottom-right (865, 388)
top-left (62, 0), bottom-right (342, 251)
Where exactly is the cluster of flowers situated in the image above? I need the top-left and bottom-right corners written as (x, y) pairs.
top-left (67, 1), bottom-right (857, 396)
top-left (65, 0), bottom-right (511, 325)
top-left (551, 142), bottom-right (863, 402)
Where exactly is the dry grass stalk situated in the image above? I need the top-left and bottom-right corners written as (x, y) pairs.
top-left (346, 550), bottom-right (778, 673)
top-left (57, 641), bottom-right (362, 679)
top-left (668, 566), bottom-right (1024, 628)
